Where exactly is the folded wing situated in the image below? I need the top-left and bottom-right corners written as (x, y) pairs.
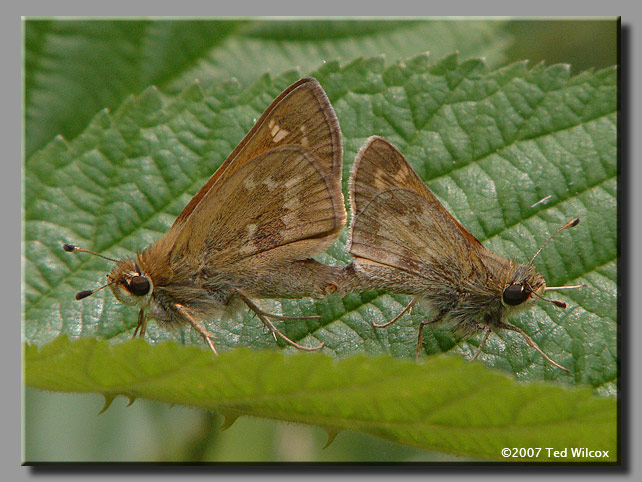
top-left (350, 188), bottom-right (485, 292)
top-left (172, 78), bottom-right (342, 231)
top-left (170, 145), bottom-right (345, 271)
top-left (349, 136), bottom-right (483, 249)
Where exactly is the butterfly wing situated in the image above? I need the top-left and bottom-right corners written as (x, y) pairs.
top-left (349, 188), bottom-right (486, 293)
top-left (171, 78), bottom-right (342, 231)
top-left (167, 145), bottom-right (345, 272)
top-left (349, 136), bottom-right (483, 249)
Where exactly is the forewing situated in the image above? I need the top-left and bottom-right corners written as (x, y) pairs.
top-left (170, 145), bottom-right (345, 270)
top-left (171, 78), bottom-right (342, 230)
top-left (350, 136), bottom-right (430, 216)
top-left (349, 188), bottom-right (485, 290)
top-left (349, 136), bottom-right (483, 249)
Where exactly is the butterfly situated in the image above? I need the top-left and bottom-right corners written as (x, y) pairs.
top-left (65, 78), bottom-right (346, 354)
top-left (345, 136), bottom-right (583, 371)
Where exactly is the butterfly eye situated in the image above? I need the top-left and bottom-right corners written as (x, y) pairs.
top-left (503, 283), bottom-right (531, 306)
top-left (128, 276), bottom-right (150, 296)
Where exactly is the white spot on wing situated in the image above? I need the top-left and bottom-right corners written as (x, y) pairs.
top-left (244, 175), bottom-right (257, 190)
top-left (281, 211), bottom-right (299, 226)
top-left (273, 128), bottom-right (289, 143)
top-left (267, 119), bottom-right (290, 143)
top-left (262, 175), bottom-right (278, 190)
top-left (284, 197), bottom-right (300, 210)
top-left (373, 168), bottom-right (388, 189)
top-left (299, 125), bottom-right (310, 147)
top-left (239, 244), bottom-right (255, 255)
top-left (284, 176), bottom-right (301, 189)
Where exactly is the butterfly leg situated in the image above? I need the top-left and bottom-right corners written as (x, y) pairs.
top-left (497, 321), bottom-right (569, 373)
top-left (132, 310), bottom-right (167, 339)
top-left (415, 311), bottom-right (447, 362)
top-left (471, 327), bottom-right (492, 361)
top-left (132, 309), bottom-right (147, 338)
top-left (257, 312), bottom-right (321, 321)
top-left (236, 291), bottom-right (325, 352)
top-left (373, 297), bottom-right (418, 328)
top-left (241, 298), bottom-right (321, 322)
top-left (174, 304), bottom-right (219, 355)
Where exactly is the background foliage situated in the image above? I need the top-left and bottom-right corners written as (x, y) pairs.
top-left (23, 18), bottom-right (617, 462)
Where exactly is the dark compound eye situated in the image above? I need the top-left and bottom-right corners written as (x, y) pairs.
top-left (128, 276), bottom-right (150, 296)
top-left (502, 283), bottom-right (531, 306)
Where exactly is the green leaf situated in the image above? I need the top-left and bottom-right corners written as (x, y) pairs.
top-left (24, 19), bottom-right (510, 157)
top-left (24, 337), bottom-right (617, 462)
top-left (25, 53), bottom-right (616, 380)
top-left (24, 51), bottom-right (617, 459)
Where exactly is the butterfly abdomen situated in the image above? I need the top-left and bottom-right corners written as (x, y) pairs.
top-left (239, 259), bottom-right (345, 299)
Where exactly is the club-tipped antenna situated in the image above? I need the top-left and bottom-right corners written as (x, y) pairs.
top-left (63, 243), bottom-right (120, 300)
top-left (536, 283), bottom-right (586, 308)
top-left (75, 278), bottom-right (118, 300)
top-left (528, 287), bottom-right (568, 309)
top-left (545, 284), bottom-right (587, 291)
top-left (529, 217), bottom-right (580, 265)
top-left (63, 243), bottom-right (119, 263)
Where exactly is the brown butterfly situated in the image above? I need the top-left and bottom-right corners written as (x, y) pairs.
top-left (65, 78), bottom-right (346, 354)
top-left (345, 136), bottom-right (583, 372)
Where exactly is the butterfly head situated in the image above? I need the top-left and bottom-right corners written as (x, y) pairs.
top-left (502, 217), bottom-right (584, 311)
top-left (502, 265), bottom-right (546, 309)
top-left (107, 258), bottom-right (154, 309)
top-left (63, 243), bottom-right (153, 308)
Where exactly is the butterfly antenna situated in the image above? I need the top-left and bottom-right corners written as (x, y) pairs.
top-left (545, 284), bottom-right (586, 291)
top-left (529, 217), bottom-right (580, 265)
top-left (528, 286), bottom-right (568, 309)
top-left (74, 279), bottom-right (118, 300)
top-left (63, 243), bottom-right (120, 300)
top-left (63, 243), bottom-right (119, 263)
